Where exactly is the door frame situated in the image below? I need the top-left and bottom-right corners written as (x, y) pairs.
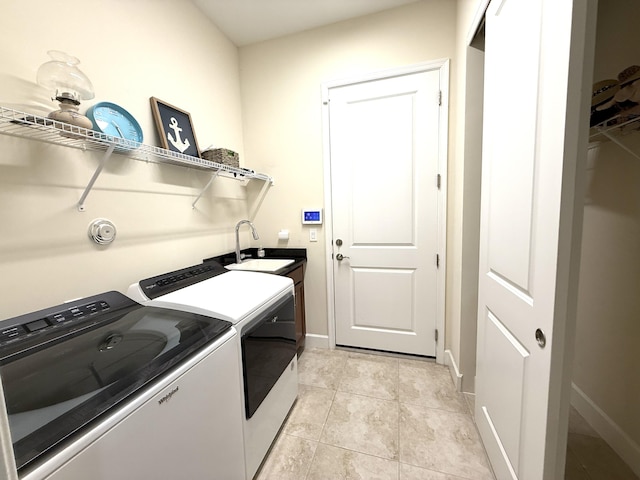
top-left (321, 60), bottom-right (449, 363)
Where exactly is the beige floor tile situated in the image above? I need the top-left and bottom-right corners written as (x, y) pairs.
top-left (255, 434), bottom-right (317, 480)
top-left (298, 348), bottom-right (348, 390)
top-left (399, 359), bottom-right (468, 413)
top-left (307, 443), bottom-right (399, 480)
top-left (399, 403), bottom-right (493, 480)
top-left (321, 391), bottom-right (399, 460)
top-left (567, 433), bottom-right (639, 480)
top-left (400, 463), bottom-right (470, 480)
top-left (283, 384), bottom-right (335, 441)
top-left (338, 355), bottom-right (399, 400)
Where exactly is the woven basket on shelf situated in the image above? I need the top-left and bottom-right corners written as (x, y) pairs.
top-left (202, 148), bottom-right (240, 168)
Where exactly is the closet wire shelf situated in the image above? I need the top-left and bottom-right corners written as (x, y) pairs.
top-left (0, 106), bottom-right (273, 210)
top-left (589, 116), bottom-right (640, 162)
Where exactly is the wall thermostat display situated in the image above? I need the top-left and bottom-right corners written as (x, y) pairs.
top-left (301, 209), bottom-right (323, 225)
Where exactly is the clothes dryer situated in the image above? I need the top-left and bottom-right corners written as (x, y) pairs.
top-left (127, 261), bottom-right (298, 479)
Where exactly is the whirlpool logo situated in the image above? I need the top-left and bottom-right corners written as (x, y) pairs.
top-left (158, 386), bottom-right (179, 406)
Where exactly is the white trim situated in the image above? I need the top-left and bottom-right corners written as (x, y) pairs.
top-left (444, 349), bottom-right (463, 391)
top-left (321, 60), bottom-right (449, 364)
top-left (322, 59), bottom-right (450, 90)
top-left (571, 383), bottom-right (640, 477)
top-left (466, 0), bottom-right (490, 46)
top-left (304, 334), bottom-right (330, 350)
top-left (436, 60), bottom-right (449, 365)
top-left (321, 85), bottom-right (336, 351)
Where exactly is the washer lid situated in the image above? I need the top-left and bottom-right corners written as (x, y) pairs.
top-left (0, 291), bottom-right (232, 472)
top-left (148, 271), bottom-right (293, 323)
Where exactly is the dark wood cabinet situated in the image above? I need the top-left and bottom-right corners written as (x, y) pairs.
top-left (285, 264), bottom-right (306, 356)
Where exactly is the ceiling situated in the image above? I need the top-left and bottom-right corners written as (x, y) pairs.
top-left (193, 0), bottom-right (422, 46)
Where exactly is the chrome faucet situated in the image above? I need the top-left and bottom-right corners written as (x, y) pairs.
top-left (235, 220), bottom-right (259, 264)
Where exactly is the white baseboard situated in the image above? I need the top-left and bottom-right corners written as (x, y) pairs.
top-left (571, 382), bottom-right (640, 477)
top-left (303, 334), bottom-right (329, 350)
top-left (444, 349), bottom-right (463, 392)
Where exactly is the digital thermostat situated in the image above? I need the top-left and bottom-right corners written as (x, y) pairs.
top-left (302, 208), bottom-right (323, 225)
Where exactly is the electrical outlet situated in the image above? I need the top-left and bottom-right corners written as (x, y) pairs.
top-left (309, 229), bottom-right (318, 242)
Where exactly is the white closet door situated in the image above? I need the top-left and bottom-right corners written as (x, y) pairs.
top-left (474, 0), bottom-right (596, 478)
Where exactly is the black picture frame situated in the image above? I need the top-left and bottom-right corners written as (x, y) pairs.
top-left (150, 97), bottom-right (201, 157)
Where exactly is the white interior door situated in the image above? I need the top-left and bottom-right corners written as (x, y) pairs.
top-left (475, 0), bottom-right (595, 478)
top-left (327, 64), bottom-right (446, 357)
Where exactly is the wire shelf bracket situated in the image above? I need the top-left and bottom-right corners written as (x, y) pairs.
top-left (192, 170), bottom-right (220, 209)
top-left (77, 143), bottom-right (115, 212)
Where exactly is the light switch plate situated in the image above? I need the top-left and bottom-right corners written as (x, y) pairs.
top-left (309, 229), bottom-right (318, 242)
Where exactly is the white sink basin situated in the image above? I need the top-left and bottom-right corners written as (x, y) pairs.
top-left (225, 258), bottom-right (295, 272)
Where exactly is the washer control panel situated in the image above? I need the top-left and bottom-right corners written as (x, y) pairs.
top-left (0, 300), bottom-right (111, 347)
top-left (0, 291), bottom-right (135, 354)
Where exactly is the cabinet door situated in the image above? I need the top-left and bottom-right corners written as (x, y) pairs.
top-left (294, 281), bottom-right (306, 353)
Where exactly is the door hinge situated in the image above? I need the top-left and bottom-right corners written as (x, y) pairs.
top-left (436, 254), bottom-right (440, 268)
top-left (435, 329), bottom-right (439, 342)
top-left (438, 90), bottom-right (442, 106)
top-left (437, 173), bottom-right (441, 190)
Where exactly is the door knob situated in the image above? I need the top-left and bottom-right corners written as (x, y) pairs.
top-left (535, 328), bottom-right (546, 348)
top-left (336, 253), bottom-right (350, 261)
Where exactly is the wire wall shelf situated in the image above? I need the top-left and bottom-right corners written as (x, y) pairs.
top-left (0, 106), bottom-right (273, 210)
top-left (589, 116), bottom-right (640, 162)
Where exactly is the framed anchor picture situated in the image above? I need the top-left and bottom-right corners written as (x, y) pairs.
top-left (150, 97), bottom-right (201, 157)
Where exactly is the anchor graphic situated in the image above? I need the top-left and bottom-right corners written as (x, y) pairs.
top-left (167, 117), bottom-right (191, 153)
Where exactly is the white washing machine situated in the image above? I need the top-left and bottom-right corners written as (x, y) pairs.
top-left (127, 261), bottom-right (298, 480)
top-left (0, 290), bottom-right (245, 480)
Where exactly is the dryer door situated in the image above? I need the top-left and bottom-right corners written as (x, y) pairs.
top-left (241, 294), bottom-right (296, 419)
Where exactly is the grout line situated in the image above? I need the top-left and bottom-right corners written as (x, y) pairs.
top-left (302, 437), bottom-right (319, 480)
top-left (316, 386), bottom-right (337, 444)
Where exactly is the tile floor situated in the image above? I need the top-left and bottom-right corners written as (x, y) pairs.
top-left (255, 348), bottom-right (495, 480)
top-left (565, 407), bottom-right (639, 480)
top-left (255, 347), bottom-right (639, 480)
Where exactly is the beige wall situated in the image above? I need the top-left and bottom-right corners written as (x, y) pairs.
top-left (0, 0), bottom-right (250, 318)
top-left (239, 0), bottom-right (457, 339)
top-left (573, 0), bottom-right (640, 446)
top-left (0, 0), bottom-right (467, 365)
